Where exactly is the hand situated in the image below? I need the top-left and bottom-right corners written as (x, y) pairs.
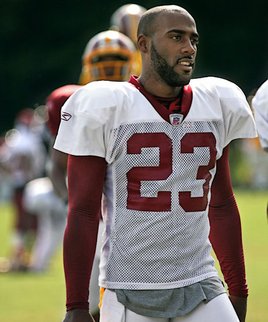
top-left (229, 295), bottom-right (247, 322)
top-left (63, 309), bottom-right (95, 322)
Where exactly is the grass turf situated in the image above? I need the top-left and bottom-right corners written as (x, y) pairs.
top-left (0, 189), bottom-right (267, 322)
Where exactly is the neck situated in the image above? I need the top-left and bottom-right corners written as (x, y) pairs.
top-left (137, 75), bottom-right (183, 98)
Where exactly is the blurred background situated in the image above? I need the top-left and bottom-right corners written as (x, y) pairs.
top-left (0, 1), bottom-right (268, 322)
top-left (0, 0), bottom-right (267, 133)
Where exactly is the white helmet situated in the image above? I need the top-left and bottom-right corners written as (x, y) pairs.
top-left (79, 30), bottom-right (136, 84)
top-left (110, 4), bottom-right (146, 44)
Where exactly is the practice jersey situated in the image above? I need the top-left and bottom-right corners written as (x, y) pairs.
top-left (23, 177), bottom-right (66, 219)
top-left (3, 125), bottom-right (46, 188)
top-left (46, 84), bottom-right (81, 137)
top-left (54, 76), bottom-right (257, 290)
top-left (252, 79), bottom-right (268, 149)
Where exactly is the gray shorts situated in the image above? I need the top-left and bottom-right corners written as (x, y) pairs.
top-left (100, 289), bottom-right (239, 322)
top-left (115, 276), bottom-right (226, 318)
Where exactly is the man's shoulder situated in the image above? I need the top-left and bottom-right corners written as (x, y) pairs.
top-left (191, 76), bottom-right (239, 91)
top-left (76, 81), bottom-right (137, 106)
top-left (83, 80), bottom-right (134, 93)
top-left (253, 79), bottom-right (268, 103)
top-left (46, 84), bottom-right (82, 113)
top-left (256, 79), bottom-right (268, 93)
top-left (47, 84), bottom-right (82, 100)
top-left (190, 77), bottom-right (244, 99)
top-left (62, 81), bottom-right (137, 117)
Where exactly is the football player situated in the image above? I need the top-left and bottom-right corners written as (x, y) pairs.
top-left (55, 5), bottom-right (257, 322)
top-left (110, 3), bottom-right (146, 44)
top-left (23, 176), bottom-right (67, 272)
top-left (47, 29), bottom-right (135, 209)
top-left (0, 108), bottom-right (47, 271)
top-left (110, 3), bottom-right (146, 76)
top-left (252, 79), bottom-right (268, 152)
top-left (46, 30), bottom-right (136, 320)
top-left (251, 79), bottom-right (268, 216)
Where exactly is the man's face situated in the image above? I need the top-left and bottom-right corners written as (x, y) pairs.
top-left (149, 10), bottom-right (199, 87)
top-left (150, 42), bottom-right (194, 87)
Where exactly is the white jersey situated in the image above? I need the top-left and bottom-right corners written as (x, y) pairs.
top-left (2, 125), bottom-right (46, 188)
top-left (55, 77), bottom-right (257, 290)
top-left (252, 79), bottom-right (268, 149)
top-left (23, 177), bottom-right (67, 272)
top-left (23, 177), bottom-right (66, 218)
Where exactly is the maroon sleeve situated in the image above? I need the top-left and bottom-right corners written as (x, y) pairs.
top-left (209, 146), bottom-right (248, 297)
top-left (64, 155), bottom-right (107, 311)
top-left (46, 85), bottom-right (81, 137)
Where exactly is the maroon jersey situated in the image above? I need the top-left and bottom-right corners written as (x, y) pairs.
top-left (46, 85), bottom-right (81, 137)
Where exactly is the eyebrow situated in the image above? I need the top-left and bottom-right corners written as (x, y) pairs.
top-left (168, 29), bottom-right (199, 38)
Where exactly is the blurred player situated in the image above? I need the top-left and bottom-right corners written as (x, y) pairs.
top-left (110, 3), bottom-right (146, 43)
top-left (50, 30), bottom-right (135, 201)
top-left (55, 5), bottom-right (257, 322)
top-left (45, 30), bottom-right (136, 320)
top-left (252, 79), bottom-right (268, 152)
top-left (0, 108), bottom-right (47, 271)
top-left (23, 176), bottom-right (67, 272)
top-left (251, 79), bottom-right (268, 217)
top-left (110, 3), bottom-right (146, 75)
top-left (0, 136), bottom-right (12, 202)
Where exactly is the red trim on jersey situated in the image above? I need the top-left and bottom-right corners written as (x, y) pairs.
top-left (129, 76), bottom-right (192, 123)
top-left (209, 146), bottom-right (248, 297)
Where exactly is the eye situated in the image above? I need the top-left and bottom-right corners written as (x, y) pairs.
top-left (171, 35), bottom-right (182, 41)
top-left (191, 38), bottom-right (199, 46)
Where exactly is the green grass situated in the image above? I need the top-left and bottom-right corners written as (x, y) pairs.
top-left (212, 189), bottom-right (268, 322)
top-left (0, 203), bottom-right (65, 322)
top-left (234, 190), bottom-right (268, 322)
top-left (0, 190), bottom-right (268, 322)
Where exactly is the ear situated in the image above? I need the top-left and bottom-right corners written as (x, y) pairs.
top-left (137, 34), bottom-right (149, 53)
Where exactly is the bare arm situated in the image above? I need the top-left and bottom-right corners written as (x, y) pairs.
top-left (48, 147), bottom-right (68, 201)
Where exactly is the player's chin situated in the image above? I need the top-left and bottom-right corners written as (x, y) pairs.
top-left (183, 67), bottom-right (194, 76)
top-left (179, 73), bottom-right (192, 85)
top-left (177, 66), bottom-right (194, 80)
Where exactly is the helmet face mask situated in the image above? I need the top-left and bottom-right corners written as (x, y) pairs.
top-left (90, 60), bottom-right (129, 81)
top-left (79, 30), bottom-right (136, 84)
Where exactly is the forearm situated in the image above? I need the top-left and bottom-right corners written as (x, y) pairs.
top-left (64, 208), bottom-right (99, 310)
top-left (65, 155), bottom-right (107, 311)
top-left (209, 195), bottom-right (248, 297)
top-left (49, 163), bottom-right (68, 201)
top-left (47, 148), bottom-right (68, 201)
top-left (209, 146), bottom-right (248, 298)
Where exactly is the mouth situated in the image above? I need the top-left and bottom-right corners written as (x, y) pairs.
top-left (176, 58), bottom-right (194, 71)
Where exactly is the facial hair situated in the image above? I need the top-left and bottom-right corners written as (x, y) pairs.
top-left (150, 43), bottom-right (192, 87)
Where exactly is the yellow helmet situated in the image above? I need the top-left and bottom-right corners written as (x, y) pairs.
top-left (110, 4), bottom-right (146, 45)
top-left (79, 30), bottom-right (136, 85)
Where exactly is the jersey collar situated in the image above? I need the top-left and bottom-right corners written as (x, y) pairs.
top-left (129, 76), bottom-right (193, 124)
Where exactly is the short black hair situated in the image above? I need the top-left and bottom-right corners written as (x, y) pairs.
top-left (137, 5), bottom-right (189, 37)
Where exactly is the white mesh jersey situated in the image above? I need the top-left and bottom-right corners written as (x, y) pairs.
top-left (252, 79), bottom-right (268, 149)
top-left (54, 77), bottom-right (257, 290)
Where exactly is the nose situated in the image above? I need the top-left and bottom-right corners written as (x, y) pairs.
top-left (181, 38), bottom-right (196, 55)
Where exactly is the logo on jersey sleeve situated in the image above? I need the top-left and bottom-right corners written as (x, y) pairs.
top-left (61, 112), bottom-right (72, 121)
top-left (169, 113), bottom-right (183, 126)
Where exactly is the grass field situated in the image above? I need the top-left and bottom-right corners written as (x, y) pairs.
top-left (0, 189), bottom-right (267, 322)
